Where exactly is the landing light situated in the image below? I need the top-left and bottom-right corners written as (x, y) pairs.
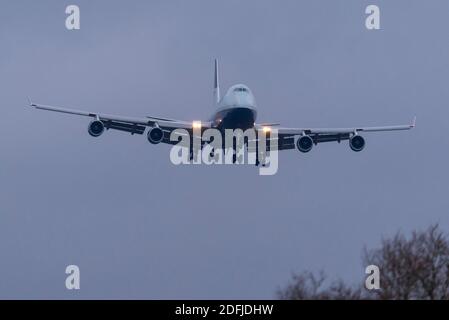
top-left (192, 121), bottom-right (202, 129)
top-left (262, 126), bottom-right (271, 133)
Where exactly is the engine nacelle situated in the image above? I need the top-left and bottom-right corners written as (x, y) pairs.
top-left (296, 135), bottom-right (313, 153)
top-left (88, 120), bottom-right (105, 137)
top-left (147, 126), bottom-right (164, 144)
top-left (349, 135), bottom-right (365, 152)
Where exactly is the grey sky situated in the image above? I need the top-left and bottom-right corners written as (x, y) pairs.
top-left (1, 0), bottom-right (449, 299)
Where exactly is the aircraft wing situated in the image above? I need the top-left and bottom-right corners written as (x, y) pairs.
top-left (253, 118), bottom-right (416, 151)
top-left (273, 118), bottom-right (416, 135)
top-left (29, 100), bottom-right (212, 144)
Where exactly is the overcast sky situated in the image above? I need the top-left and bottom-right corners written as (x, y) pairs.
top-left (1, 0), bottom-right (449, 299)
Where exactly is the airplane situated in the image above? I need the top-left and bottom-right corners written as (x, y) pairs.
top-left (29, 59), bottom-right (415, 165)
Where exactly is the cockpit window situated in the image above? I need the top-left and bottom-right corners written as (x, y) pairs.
top-left (234, 87), bottom-right (248, 93)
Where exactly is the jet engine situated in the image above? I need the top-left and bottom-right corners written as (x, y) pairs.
top-left (296, 135), bottom-right (314, 153)
top-left (88, 120), bottom-right (105, 137)
top-left (349, 135), bottom-right (365, 152)
top-left (147, 126), bottom-right (164, 144)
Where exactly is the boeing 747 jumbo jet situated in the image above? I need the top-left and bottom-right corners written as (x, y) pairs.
top-left (29, 60), bottom-right (415, 164)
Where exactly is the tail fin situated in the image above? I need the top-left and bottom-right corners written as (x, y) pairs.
top-left (213, 59), bottom-right (220, 105)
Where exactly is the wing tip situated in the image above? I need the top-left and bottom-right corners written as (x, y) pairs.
top-left (27, 96), bottom-right (36, 107)
top-left (411, 116), bottom-right (417, 128)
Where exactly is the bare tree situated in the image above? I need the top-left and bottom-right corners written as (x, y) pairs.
top-left (278, 224), bottom-right (449, 300)
top-left (364, 224), bottom-right (449, 300)
top-left (277, 271), bottom-right (361, 300)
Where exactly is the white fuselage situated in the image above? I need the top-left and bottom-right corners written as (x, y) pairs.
top-left (210, 84), bottom-right (258, 131)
